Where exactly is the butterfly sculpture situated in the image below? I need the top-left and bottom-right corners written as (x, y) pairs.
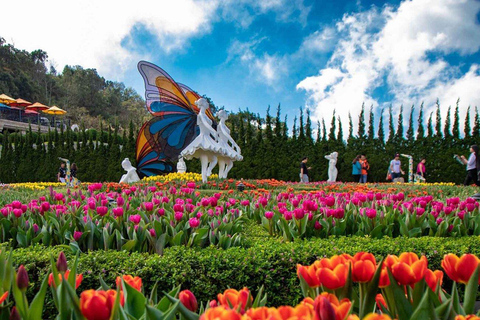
top-left (136, 61), bottom-right (216, 178)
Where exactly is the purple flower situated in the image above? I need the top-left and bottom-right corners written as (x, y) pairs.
top-left (149, 229), bottom-right (157, 237)
top-left (96, 206), bottom-right (108, 216)
top-left (265, 211), bottom-right (274, 219)
top-left (174, 212), bottom-right (184, 221)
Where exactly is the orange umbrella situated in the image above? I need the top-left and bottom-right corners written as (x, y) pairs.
top-left (0, 94), bottom-right (16, 105)
top-left (11, 98), bottom-right (32, 108)
top-left (26, 102), bottom-right (49, 111)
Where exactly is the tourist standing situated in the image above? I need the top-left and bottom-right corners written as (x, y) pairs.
top-left (389, 154), bottom-right (405, 181)
top-left (416, 158), bottom-right (426, 180)
top-left (57, 163), bottom-right (66, 183)
top-left (300, 157), bottom-right (311, 183)
top-left (458, 145), bottom-right (479, 186)
top-left (359, 154), bottom-right (369, 183)
top-left (352, 155), bottom-right (362, 182)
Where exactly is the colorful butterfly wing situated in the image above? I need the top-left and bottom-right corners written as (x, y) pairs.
top-left (135, 120), bottom-right (174, 178)
top-left (178, 83), bottom-right (216, 122)
top-left (138, 61), bottom-right (194, 115)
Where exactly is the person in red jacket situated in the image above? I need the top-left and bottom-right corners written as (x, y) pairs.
top-left (359, 154), bottom-right (370, 183)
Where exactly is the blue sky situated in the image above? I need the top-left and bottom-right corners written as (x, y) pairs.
top-left (2, 0), bottom-right (480, 133)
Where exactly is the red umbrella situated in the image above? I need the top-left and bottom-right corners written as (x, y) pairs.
top-left (11, 98), bottom-right (32, 108)
top-left (26, 102), bottom-right (49, 111)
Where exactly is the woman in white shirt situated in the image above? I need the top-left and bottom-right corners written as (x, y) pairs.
top-left (459, 145), bottom-right (479, 186)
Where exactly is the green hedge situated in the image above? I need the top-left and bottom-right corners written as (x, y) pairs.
top-left (10, 234), bottom-right (480, 310)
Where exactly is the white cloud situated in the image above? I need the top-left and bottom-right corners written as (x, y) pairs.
top-left (0, 0), bottom-right (217, 79)
top-left (228, 38), bottom-right (287, 86)
top-left (296, 0), bottom-right (480, 134)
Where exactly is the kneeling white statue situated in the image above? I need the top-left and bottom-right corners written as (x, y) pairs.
top-left (325, 152), bottom-right (338, 182)
top-left (119, 158), bottom-right (140, 184)
top-left (177, 157), bottom-right (187, 173)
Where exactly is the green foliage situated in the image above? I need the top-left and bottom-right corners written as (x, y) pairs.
top-left (8, 235), bottom-right (480, 310)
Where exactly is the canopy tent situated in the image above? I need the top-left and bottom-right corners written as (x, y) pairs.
top-left (24, 109), bottom-right (39, 114)
top-left (11, 98), bottom-right (32, 108)
top-left (0, 94), bottom-right (16, 105)
top-left (0, 103), bottom-right (11, 109)
top-left (43, 106), bottom-right (67, 115)
top-left (26, 102), bottom-right (49, 111)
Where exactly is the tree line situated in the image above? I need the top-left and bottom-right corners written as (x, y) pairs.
top-left (0, 100), bottom-right (478, 184)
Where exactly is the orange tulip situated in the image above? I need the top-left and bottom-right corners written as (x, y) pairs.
top-left (352, 260), bottom-right (376, 283)
top-left (378, 255), bottom-right (399, 288)
top-left (425, 269), bottom-right (443, 291)
top-left (245, 307), bottom-right (280, 320)
top-left (314, 296), bottom-right (336, 320)
top-left (297, 264), bottom-right (321, 288)
top-left (316, 263), bottom-right (348, 290)
top-left (362, 314), bottom-right (392, 320)
top-left (48, 270), bottom-right (83, 289)
top-left (442, 254), bottom-right (480, 284)
top-left (346, 316), bottom-right (360, 320)
top-left (0, 291), bottom-right (8, 304)
top-left (375, 294), bottom-right (387, 311)
top-left (390, 253), bottom-right (427, 286)
top-left (218, 287), bottom-right (252, 313)
top-left (80, 290), bottom-right (120, 320)
top-left (455, 316), bottom-right (480, 320)
top-left (200, 306), bottom-right (243, 320)
top-left (179, 289), bottom-right (198, 312)
top-left (116, 275), bottom-right (142, 291)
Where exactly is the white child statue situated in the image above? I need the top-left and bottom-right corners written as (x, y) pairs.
top-left (216, 110), bottom-right (243, 179)
top-left (119, 158), bottom-right (141, 184)
top-left (325, 152), bottom-right (338, 182)
top-left (177, 157), bottom-right (187, 173)
top-left (181, 98), bottom-right (221, 183)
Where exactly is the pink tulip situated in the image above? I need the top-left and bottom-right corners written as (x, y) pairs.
top-left (149, 229), bottom-right (156, 237)
top-left (112, 207), bottom-right (124, 217)
top-left (96, 206), bottom-right (108, 216)
top-left (265, 211), bottom-right (274, 219)
top-left (157, 208), bottom-right (165, 216)
top-left (143, 202), bottom-right (154, 212)
top-left (189, 217), bottom-right (200, 228)
top-left (174, 212), bottom-right (183, 221)
top-left (129, 214), bottom-right (141, 224)
top-left (13, 209), bottom-right (23, 218)
top-left (74, 231), bottom-right (82, 241)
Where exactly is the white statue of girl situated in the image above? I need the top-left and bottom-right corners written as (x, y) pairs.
top-left (176, 157), bottom-right (187, 173)
top-left (216, 110), bottom-right (243, 179)
top-left (181, 98), bottom-right (221, 182)
top-left (119, 158), bottom-right (141, 183)
top-left (325, 152), bottom-right (338, 182)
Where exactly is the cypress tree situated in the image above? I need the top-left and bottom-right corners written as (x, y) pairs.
top-left (395, 105), bottom-right (404, 141)
top-left (329, 110), bottom-right (337, 141)
top-left (298, 107), bottom-right (305, 141)
top-left (435, 100), bottom-right (443, 138)
top-left (357, 103), bottom-right (366, 138)
top-left (444, 106), bottom-right (452, 138)
top-left (348, 112), bottom-right (354, 140)
top-left (274, 104), bottom-right (282, 138)
top-left (292, 116), bottom-right (297, 140)
top-left (367, 105), bottom-right (375, 140)
top-left (305, 109), bottom-right (313, 143)
top-left (377, 109), bottom-right (385, 143)
top-left (282, 115), bottom-right (288, 139)
top-left (316, 121), bottom-right (321, 142)
top-left (416, 102), bottom-right (425, 140)
top-left (321, 118), bottom-right (327, 141)
top-left (427, 112), bottom-right (434, 137)
top-left (473, 107), bottom-right (480, 137)
top-left (464, 106), bottom-right (471, 138)
top-left (337, 116), bottom-right (343, 142)
top-left (452, 100), bottom-right (460, 139)
top-left (388, 105), bottom-right (395, 142)
top-left (406, 105), bottom-right (415, 141)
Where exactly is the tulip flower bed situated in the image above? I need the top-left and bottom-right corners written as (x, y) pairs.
top-left (1, 180), bottom-right (480, 254)
top-left (3, 248), bottom-right (480, 319)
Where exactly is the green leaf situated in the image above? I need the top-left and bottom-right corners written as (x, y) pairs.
top-left (463, 264), bottom-right (480, 314)
top-left (157, 285), bottom-right (181, 312)
top-left (122, 240), bottom-right (137, 251)
top-left (28, 275), bottom-right (49, 320)
top-left (123, 279), bottom-right (147, 319)
top-left (360, 258), bottom-right (384, 318)
top-left (387, 268), bottom-right (413, 320)
top-left (410, 289), bottom-right (438, 320)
